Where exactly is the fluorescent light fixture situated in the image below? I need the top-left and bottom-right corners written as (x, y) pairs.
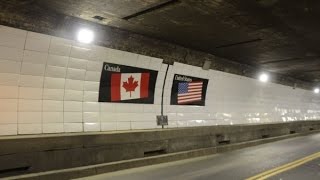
top-left (259, 73), bottom-right (269, 82)
top-left (77, 29), bottom-right (94, 44)
top-left (314, 88), bottom-right (319, 94)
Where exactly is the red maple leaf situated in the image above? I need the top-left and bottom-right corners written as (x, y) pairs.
top-left (122, 75), bottom-right (139, 97)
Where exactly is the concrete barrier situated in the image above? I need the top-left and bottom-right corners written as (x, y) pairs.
top-left (1, 121), bottom-right (320, 178)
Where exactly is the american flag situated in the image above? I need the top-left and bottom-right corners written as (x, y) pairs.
top-left (177, 81), bottom-right (203, 104)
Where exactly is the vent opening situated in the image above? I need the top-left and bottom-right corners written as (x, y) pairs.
top-left (290, 130), bottom-right (296, 134)
top-left (216, 134), bottom-right (230, 145)
top-left (218, 140), bottom-right (231, 145)
top-left (144, 149), bottom-right (166, 157)
top-left (261, 135), bottom-right (270, 139)
top-left (0, 166), bottom-right (31, 176)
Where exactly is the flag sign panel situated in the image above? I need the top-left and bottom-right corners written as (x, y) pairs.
top-left (99, 62), bottom-right (158, 104)
top-left (170, 74), bottom-right (208, 106)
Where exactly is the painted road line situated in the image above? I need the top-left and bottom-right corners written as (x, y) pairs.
top-left (246, 151), bottom-right (320, 180)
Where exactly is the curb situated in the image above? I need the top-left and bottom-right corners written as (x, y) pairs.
top-left (7, 130), bottom-right (320, 180)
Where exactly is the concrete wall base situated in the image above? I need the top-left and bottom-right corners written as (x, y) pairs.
top-left (1, 121), bottom-right (320, 178)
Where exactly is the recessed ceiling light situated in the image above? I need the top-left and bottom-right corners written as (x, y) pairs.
top-left (259, 73), bottom-right (269, 83)
top-left (314, 88), bottom-right (319, 94)
top-left (77, 29), bottom-right (94, 44)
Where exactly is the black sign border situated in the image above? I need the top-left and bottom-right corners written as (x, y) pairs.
top-left (170, 74), bottom-right (209, 106)
top-left (99, 62), bottom-right (158, 104)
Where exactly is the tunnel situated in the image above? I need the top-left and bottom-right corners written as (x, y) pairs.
top-left (0, 1), bottom-right (320, 179)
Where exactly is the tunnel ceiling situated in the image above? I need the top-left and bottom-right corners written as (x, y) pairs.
top-left (1, 0), bottom-right (320, 83)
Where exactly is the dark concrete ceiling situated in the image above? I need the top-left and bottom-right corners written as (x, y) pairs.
top-left (1, 0), bottom-right (320, 83)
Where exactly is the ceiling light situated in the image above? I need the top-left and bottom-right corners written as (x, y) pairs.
top-left (314, 88), bottom-right (319, 94)
top-left (77, 29), bottom-right (94, 44)
top-left (259, 73), bottom-right (269, 83)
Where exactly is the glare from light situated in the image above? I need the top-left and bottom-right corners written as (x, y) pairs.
top-left (314, 88), bottom-right (320, 94)
top-left (77, 29), bottom-right (94, 44)
top-left (259, 73), bottom-right (269, 82)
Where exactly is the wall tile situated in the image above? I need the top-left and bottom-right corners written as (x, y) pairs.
top-left (64, 112), bottom-right (83, 123)
top-left (168, 120), bottom-right (178, 128)
top-left (0, 86), bottom-right (18, 98)
top-left (83, 112), bottom-right (99, 123)
top-left (18, 100), bottom-right (42, 112)
top-left (117, 122), bottom-right (131, 130)
top-left (0, 26), bottom-right (26, 49)
top-left (87, 61), bottom-right (103, 71)
top-left (18, 112), bottom-right (42, 123)
top-left (70, 46), bottom-right (92, 60)
top-left (122, 52), bottom-right (138, 66)
top-left (44, 77), bottom-right (65, 89)
top-left (68, 57), bottom-right (87, 70)
top-left (19, 75), bottom-right (44, 88)
top-left (64, 101), bottom-right (82, 112)
top-left (84, 81), bottom-right (100, 91)
top-left (149, 57), bottom-right (163, 71)
top-left (18, 123), bottom-right (42, 134)
top-left (84, 122), bottom-right (100, 132)
top-left (143, 104), bottom-right (160, 113)
top-left (101, 122), bottom-right (117, 131)
top-left (90, 45), bottom-right (107, 61)
top-left (85, 71), bottom-right (101, 81)
top-left (49, 37), bottom-right (72, 56)
top-left (64, 90), bottom-right (83, 101)
top-left (25, 32), bottom-right (50, 52)
top-left (131, 122), bottom-right (156, 130)
top-left (43, 123), bottom-right (64, 133)
top-left (0, 124), bottom-right (17, 135)
top-left (100, 112), bottom-right (117, 121)
top-left (116, 104), bottom-right (143, 113)
top-left (23, 50), bottom-right (48, 64)
top-left (47, 54), bottom-right (69, 67)
top-left (100, 103), bottom-right (116, 113)
top-left (66, 68), bottom-right (86, 80)
top-left (0, 99), bottom-right (18, 112)
top-left (65, 79), bottom-right (84, 90)
top-left (83, 91), bottom-right (98, 102)
top-left (45, 65), bottom-right (67, 78)
top-left (0, 73), bottom-right (20, 86)
top-left (0, 46), bottom-right (23, 61)
top-left (64, 123), bottom-right (83, 132)
top-left (43, 88), bottom-right (64, 100)
top-left (43, 100), bottom-right (63, 112)
top-left (19, 87), bottom-right (43, 100)
top-left (136, 55), bottom-right (151, 68)
top-left (0, 112), bottom-right (17, 124)
top-left (43, 112), bottom-right (63, 123)
top-left (21, 62), bottom-right (45, 76)
top-left (107, 49), bottom-right (123, 63)
top-left (83, 102), bottom-right (100, 112)
top-left (0, 60), bottom-right (21, 74)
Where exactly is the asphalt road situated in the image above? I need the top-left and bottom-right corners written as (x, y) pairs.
top-left (270, 158), bottom-right (320, 180)
top-left (78, 133), bottom-right (320, 180)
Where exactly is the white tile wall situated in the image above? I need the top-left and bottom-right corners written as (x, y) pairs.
top-left (0, 73), bottom-right (20, 86)
top-left (0, 60), bottom-right (21, 74)
top-left (49, 37), bottom-right (72, 56)
top-left (25, 32), bottom-right (51, 52)
top-left (0, 25), bottom-right (26, 49)
top-left (0, 46), bottom-right (24, 61)
top-left (0, 25), bottom-right (319, 136)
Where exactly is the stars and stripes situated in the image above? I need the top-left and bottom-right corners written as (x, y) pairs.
top-left (177, 81), bottom-right (203, 104)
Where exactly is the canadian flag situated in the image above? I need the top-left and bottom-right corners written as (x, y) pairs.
top-left (111, 73), bottom-right (150, 101)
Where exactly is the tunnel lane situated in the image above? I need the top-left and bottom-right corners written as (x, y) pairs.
top-left (77, 133), bottom-right (320, 180)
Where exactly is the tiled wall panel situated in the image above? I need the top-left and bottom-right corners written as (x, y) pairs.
top-left (0, 25), bottom-right (319, 136)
